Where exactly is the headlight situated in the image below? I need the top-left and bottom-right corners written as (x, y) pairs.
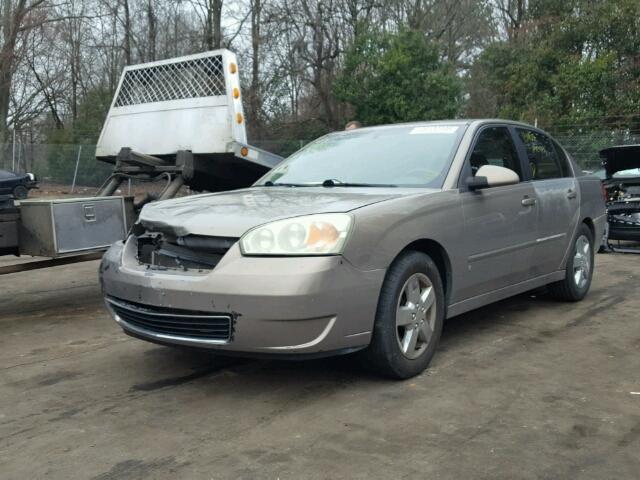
top-left (240, 214), bottom-right (353, 255)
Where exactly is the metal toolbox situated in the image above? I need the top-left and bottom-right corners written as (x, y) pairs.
top-left (18, 197), bottom-right (127, 257)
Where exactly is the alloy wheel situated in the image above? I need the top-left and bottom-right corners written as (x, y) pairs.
top-left (395, 272), bottom-right (437, 360)
top-left (573, 235), bottom-right (591, 289)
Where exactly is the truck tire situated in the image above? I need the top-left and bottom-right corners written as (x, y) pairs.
top-left (363, 251), bottom-right (445, 379)
top-left (548, 223), bottom-right (594, 301)
top-left (12, 185), bottom-right (28, 199)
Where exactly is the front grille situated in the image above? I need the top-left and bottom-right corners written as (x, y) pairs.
top-left (108, 297), bottom-right (232, 342)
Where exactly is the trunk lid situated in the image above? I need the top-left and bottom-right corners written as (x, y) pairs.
top-left (600, 145), bottom-right (640, 178)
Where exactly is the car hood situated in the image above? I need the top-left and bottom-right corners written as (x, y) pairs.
top-left (600, 145), bottom-right (640, 177)
top-left (138, 187), bottom-right (422, 237)
top-left (0, 170), bottom-right (23, 180)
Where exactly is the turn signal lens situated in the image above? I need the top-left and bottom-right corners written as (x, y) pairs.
top-left (240, 214), bottom-right (352, 256)
top-left (233, 87), bottom-right (240, 99)
top-left (229, 63), bottom-right (237, 74)
top-left (307, 222), bottom-right (339, 249)
top-left (240, 146), bottom-right (249, 156)
top-left (236, 113), bottom-right (243, 124)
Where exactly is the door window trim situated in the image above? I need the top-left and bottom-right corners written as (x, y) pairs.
top-left (552, 139), bottom-right (577, 178)
top-left (513, 127), bottom-right (574, 181)
top-left (457, 123), bottom-right (526, 191)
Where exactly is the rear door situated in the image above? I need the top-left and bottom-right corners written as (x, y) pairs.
top-left (457, 125), bottom-right (539, 300)
top-left (514, 128), bottom-right (579, 276)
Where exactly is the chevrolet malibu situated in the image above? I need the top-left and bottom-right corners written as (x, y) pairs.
top-left (100, 120), bottom-right (606, 379)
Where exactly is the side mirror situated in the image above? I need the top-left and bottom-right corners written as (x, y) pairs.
top-left (467, 165), bottom-right (520, 190)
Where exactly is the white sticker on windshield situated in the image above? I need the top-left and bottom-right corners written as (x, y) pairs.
top-left (410, 126), bottom-right (459, 135)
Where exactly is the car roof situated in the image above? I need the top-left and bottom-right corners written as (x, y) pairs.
top-left (337, 119), bottom-right (538, 135)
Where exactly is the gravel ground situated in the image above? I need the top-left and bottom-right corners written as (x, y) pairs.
top-left (0, 253), bottom-right (638, 479)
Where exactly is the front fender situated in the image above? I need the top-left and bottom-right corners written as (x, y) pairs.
top-left (343, 190), bottom-right (463, 272)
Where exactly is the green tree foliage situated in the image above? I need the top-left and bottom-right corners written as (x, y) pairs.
top-left (469, 0), bottom-right (640, 131)
top-left (334, 30), bottom-right (463, 126)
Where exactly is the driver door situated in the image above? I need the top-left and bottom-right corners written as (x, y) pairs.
top-left (456, 125), bottom-right (539, 301)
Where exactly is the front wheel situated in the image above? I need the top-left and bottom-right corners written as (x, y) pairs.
top-left (12, 185), bottom-right (28, 200)
top-left (363, 251), bottom-right (445, 379)
top-left (548, 223), bottom-right (594, 301)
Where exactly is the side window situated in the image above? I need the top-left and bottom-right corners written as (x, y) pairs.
top-left (469, 127), bottom-right (522, 179)
top-left (553, 141), bottom-right (574, 177)
top-left (517, 129), bottom-right (571, 179)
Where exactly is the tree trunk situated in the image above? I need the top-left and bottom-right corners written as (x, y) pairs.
top-left (0, 0), bottom-right (23, 143)
top-left (123, 0), bottom-right (132, 65)
top-left (212, 0), bottom-right (223, 48)
top-left (69, 12), bottom-right (82, 123)
top-left (147, 0), bottom-right (156, 61)
top-left (248, 0), bottom-right (262, 132)
top-left (205, 0), bottom-right (223, 49)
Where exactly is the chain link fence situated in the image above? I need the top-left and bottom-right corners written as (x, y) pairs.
top-left (546, 129), bottom-right (640, 172)
top-left (1, 125), bottom-right (638, 197)
top-left (0, 144), bottom-right (112, 191)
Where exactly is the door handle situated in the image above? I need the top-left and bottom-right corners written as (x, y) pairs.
top-left (521, 196), bottom-right (537, 207)
top-left (567, 189), bottom-right (577, 199)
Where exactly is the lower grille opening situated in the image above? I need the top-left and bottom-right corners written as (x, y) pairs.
top-left (108, 297), bottom-right (232, 341)
top-left (136, 232), bottom-right (237, 272)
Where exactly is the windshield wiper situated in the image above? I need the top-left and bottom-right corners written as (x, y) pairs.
top-left (261, 181), bottom-right (309, 187)
top-left (321, 179), bottom-right (397, 187)
top-left (260, 179), bottom-right (397, 188)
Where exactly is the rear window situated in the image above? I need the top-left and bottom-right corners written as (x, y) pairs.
top-left (517, 129), bottom-right (572, 179)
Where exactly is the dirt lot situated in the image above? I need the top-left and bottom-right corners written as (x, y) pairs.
top-left (0, 253), bottom-right (638, 479)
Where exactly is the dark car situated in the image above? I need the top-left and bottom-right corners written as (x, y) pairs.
top-left (0, 170), bottom-right (38, 199)
top-left (598, 145), bottom-right (640, 250)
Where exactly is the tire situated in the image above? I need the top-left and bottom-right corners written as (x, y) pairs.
top-left (12, 185), bottom-right (28, 200)
top-left (548, 223), bottom-right (594, 301)
top-left (363, 251), bottom-right (445, 379)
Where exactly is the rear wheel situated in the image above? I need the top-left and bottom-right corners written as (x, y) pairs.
top-left (12, 185), bottom-right (28, 200)
top-left (548, 223), bottom-right (594, 301)
top-left (364, 251), bottom-right (444, 379)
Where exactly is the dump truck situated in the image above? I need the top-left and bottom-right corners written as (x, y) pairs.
top-left (0, 49), bottom-right (282, 274)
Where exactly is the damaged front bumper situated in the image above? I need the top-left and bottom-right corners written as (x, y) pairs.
top-left (100, 237), bottom-right (384, 355)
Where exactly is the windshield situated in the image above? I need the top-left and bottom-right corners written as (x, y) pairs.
top-left (256, 124), bottom-right (466, 188)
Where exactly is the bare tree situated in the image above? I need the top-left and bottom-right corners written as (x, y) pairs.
top-left (24, 25), bottom-right (66, 129)
top-left (494, 0), bottom-right (527, 42)
top-left (0, 0), bottom-right (53, 141)
top-left (0, 0), bottom-right (510, 148)
top-left (191, 0), bottom-right (224, 49)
